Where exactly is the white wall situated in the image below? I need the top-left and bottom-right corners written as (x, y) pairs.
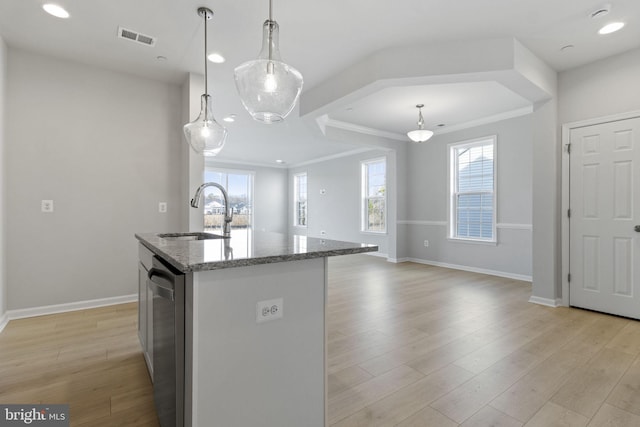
top-left (204, 161), bottom-right (289, 233)
top-left (288, 149), bottom-right (395, 256)
top-left (531, 98), bottom-right (559, 302)
top-left (0, 36), bottom-right (7, 322)
top-left (403, 114), bottom-right (533, 279)
top-left (6, 49), bottom-right (183, 311)
top-left (559, 47), bottom-right (640, 125)
top-left (183, 73), bottom-right (206, 231)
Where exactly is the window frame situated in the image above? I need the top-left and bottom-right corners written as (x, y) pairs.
top-left (293, 172), bottom-right (308, 228)
top-left (448, 136), bottom-right (497, 244)
top-left (202, 166), bottom-right (255, 232)
top-left (361, 157), bottom-right (387, 234)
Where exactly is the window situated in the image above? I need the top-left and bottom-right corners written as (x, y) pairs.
top-left (361, 158), bottom-right (386, 233)
top-left (293, 173), bottom-right (307, 227)
top-left (203, 168), bottom-right (254, 233)
top-left (449, 136), bottom-right (496, 242)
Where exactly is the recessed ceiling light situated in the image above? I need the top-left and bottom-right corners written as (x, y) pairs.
top-left (560, 44), bottom-right (575, 51)
top-left (276, 159), bottom-right (285, 164)
top-left (42, 3), bottom-right (70, 19)
top-left (207, 53), bottom-right (225, 63)
top-left (156, 55), bottom-right (167, 61)
top-left (598, 22), bottom-right (625, 35)
top-left (223, 114), bottom-right (236, 123)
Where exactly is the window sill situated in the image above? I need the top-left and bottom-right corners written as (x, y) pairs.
top-left (360, 230), bottom-right (387, 235)
top-left (447, 237), bottom-right (497, 246)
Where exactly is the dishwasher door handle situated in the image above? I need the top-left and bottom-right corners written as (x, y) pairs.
top-left (147, 268), bottom-right (175, 301)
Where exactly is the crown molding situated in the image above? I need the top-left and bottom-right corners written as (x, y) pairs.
top-left (324, 106), bottom-right (534, 142)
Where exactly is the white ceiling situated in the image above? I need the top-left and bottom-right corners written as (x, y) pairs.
top-left (1, 0), bottom-right (639, 166)
top-left (329, 82), bottom-right (533, 138)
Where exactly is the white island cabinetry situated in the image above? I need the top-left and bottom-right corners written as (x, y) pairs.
top-left (186, 257), bottom-right (326, 426)
top-left (136, 231), bottom-right (376, 427)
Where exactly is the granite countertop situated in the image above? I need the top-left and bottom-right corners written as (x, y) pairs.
top-left (135, 230), bottom-right (378, 273)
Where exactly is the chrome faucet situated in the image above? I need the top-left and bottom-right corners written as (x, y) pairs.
top-left (190, 182), bottom-right (234, 237)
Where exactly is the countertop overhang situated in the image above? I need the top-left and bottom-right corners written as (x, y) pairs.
top-left (135, 231), bottom-right (378, 273)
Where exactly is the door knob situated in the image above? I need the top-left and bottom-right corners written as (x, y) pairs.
top-left (635, 225), bottom-right (640, 232)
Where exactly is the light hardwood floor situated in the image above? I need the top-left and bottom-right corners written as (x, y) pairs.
top-left (0, 303), bottom-right (159, 426)
top-left (2, 254), bottom-right (640, 426)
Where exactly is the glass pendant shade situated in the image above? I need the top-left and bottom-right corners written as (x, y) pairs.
top-left (183, 94), bottom-right (228, 156)
top-left (234, 19), bottom-right (303, 124)
top-left (407, 104), bottom-right (433, 143)
top-left (407, 129), bottom-right (434, 143)
top-left (183, 7), bottom-right (227, 156)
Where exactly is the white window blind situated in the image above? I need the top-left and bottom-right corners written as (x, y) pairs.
top-left (449, 137), bottom-right (496, 242)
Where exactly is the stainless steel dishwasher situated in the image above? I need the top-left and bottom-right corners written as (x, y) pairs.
top-left (147, 256), bottom-right (185, 427)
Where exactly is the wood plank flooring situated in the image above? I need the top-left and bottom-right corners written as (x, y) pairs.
top-left (0, 303), bottom-right (159, 426)
top-left (1, 254), bottom-right (640, 426)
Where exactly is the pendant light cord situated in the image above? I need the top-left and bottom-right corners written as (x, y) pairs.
top-left (204, 10), bottom-right (208, 95)
top-left (268, 0), bottom-right (273, 61)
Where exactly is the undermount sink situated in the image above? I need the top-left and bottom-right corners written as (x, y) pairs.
top-left (158, 232), bottom-right (228, 241)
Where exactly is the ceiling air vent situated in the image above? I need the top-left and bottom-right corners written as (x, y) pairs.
top-left (117, 26), bottom-right (156, 47)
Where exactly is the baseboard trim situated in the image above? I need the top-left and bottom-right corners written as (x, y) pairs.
top-left (364, 251), bottom-right (389, 259)
top-left (0, 312), bottom-right (9, 334)
top-left (7, 294), bottom-right (138, 321)
top-left (404, 257), bottom-right (532, 282)
top-left (387, 257), bottom-right (410, 264)
top-left (528, 296), bottom-right (563, 307)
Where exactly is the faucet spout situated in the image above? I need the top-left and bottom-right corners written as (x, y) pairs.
top-left (190, 182), bottom-right (234, 237)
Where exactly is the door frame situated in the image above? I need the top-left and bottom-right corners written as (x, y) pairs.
top-left (561, 110), bottom-right (640, 307)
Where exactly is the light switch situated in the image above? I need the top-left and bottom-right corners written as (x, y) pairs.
top-left (159, 202), bottom-right (167, 213)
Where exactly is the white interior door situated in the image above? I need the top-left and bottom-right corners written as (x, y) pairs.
top-left (569, 117), bottom-right (640, 319)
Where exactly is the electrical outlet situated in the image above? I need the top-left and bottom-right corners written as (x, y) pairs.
top-left (424, 240), bottom-right (429, 247)
top-left (41, 200), bottom-right (54, 213)
top-left (256, 298), bottom-right (283, 323)
top-left (159, 202), bottom-right (167, 213)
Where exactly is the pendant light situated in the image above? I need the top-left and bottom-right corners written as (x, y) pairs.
top-left (183, 7), bottom-right (228, 156)
top-left (233, 0), bottom-right (303, 124)
top-left (407, 104), bottom-right (434, 143)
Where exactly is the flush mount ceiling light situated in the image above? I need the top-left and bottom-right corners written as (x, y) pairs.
top-left (42, 3), bottom-right (69, 18)
top-left (233, 0), bottom-right (303, 124)
top-left (407, 104), bottom-right (434, 143)
top-left (598, 22), bottom-right (625, 35)
top-left (183, 7), bottom-right (228, 157)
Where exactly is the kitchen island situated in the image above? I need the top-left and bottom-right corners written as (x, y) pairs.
top-left (135, 230), bottom-right (377, 427)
